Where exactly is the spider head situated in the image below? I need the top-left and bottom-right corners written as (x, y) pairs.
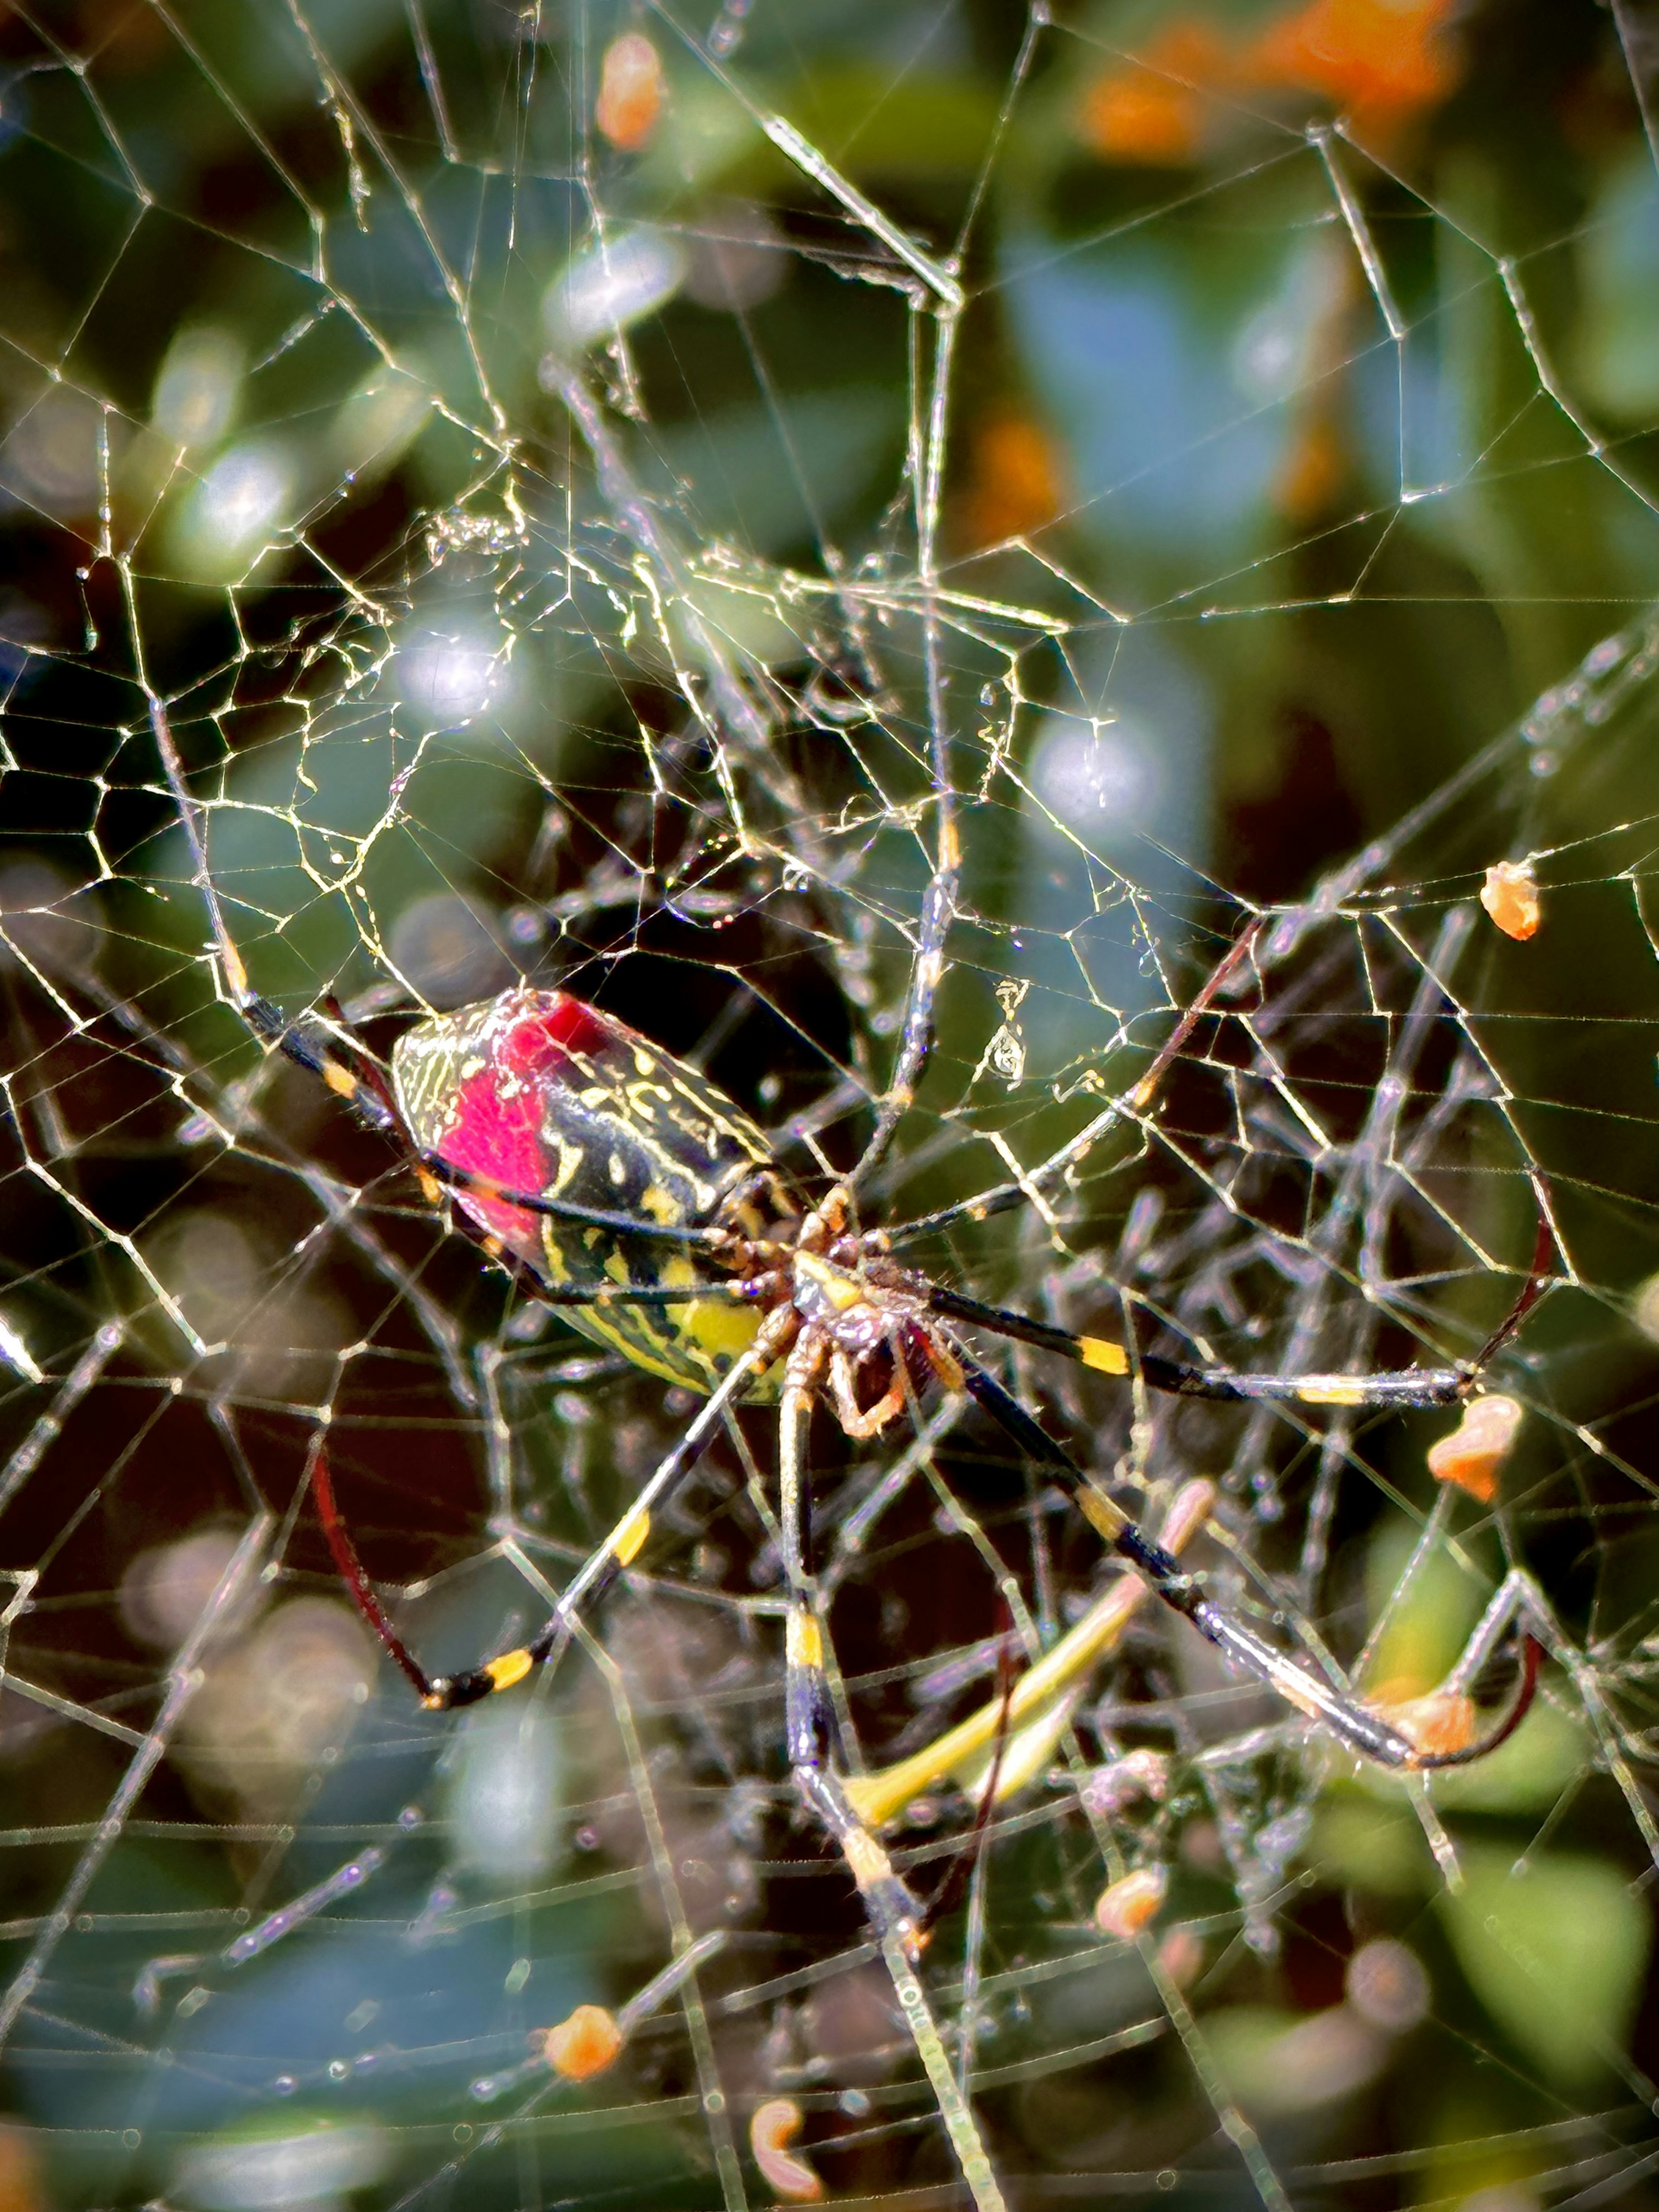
top-left (790, 1249), bottom-right (959, 1437)
top-left (791, 1249), bottom-right (901, 1344)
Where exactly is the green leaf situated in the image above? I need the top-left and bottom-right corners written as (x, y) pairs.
top-left (1313, 1798), bottom-right (1432, 1895)
top-left (1439, 1844), bottom-right (1650, 2088)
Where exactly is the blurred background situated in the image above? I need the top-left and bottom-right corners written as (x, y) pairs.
top-left (3, 0), bottom-right (1659, 2206)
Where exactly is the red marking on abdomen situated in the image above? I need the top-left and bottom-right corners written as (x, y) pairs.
top-left (526, 992), bottom-right (617, 1062)
top-left (433, 992), bottom-right (620, 1260)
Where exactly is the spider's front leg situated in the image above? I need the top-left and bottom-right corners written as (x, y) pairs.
top-left (778, 1326), bottom-right (928, 1956)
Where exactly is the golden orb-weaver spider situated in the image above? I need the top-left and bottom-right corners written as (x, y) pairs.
top-left (156, 701), bottom-right (1543, 2208)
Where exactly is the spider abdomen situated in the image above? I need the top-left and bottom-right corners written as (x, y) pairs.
top-left (391, 987), bottom-right (783, 1392)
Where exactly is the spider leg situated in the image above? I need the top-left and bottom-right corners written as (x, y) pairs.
top-left (951, 1347), bottom-right (1541, 1770)
top-left (828, 1337), bottom-right (908, 1438)
top-left (778, 1328), bottom-right (926, 1952)
top-left (1357, 1567), bottom-right (1552, 1760)
top-left (920, 1201), bottom-right (1556, 1410)
top-left (150, 695), bottom-right (410, 1134)
top-left (314, 1318), bottom-right (792, 1710)
top-left (312, 1447), bottom-right (435, 1702)
top-left (925, 1284), bottom-right (1469, 1406)
top-left (515, 1281), bottom-right (767, 1313)
top-left (157, 696), bottom-right (766, 1266)
top-left (156, 694), bottom-right (762, 1268)
top-left (845, 786), bottom-right (960, 1194)
top-left (844, 1478), bottom-right (1217, 1829)
top-left (417, 1155), bottom-right (747, 1251)
top-left (775, 1317), bottom-right (1008, 2202)
top-left (884, 1181), bottom-right (1032, 1248)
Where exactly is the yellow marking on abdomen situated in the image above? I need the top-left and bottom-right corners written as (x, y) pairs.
top-left (639, 1182), bottom-right (683, 1225)
top-left (535, 1222), bottom-right (574, 1285)
top-left (486, 1649), bottom-right (533, 1693)
top-left (552, 1299), bottom-right (779, 1398)
top-left (685, 1295), bottom-right (765, 1364)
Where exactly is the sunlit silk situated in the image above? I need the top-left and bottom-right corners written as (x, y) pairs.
top-left (397, 632), bottom-right (504, 722)
top-left (170, 440), bottom-right (296, 577)
top-left (543, 226), bottom-right (688, 351)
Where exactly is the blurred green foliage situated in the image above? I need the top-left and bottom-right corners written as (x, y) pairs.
top-left (2, 1), bottom-right (1659, 2209)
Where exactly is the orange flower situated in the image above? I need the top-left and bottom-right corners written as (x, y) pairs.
top-left (1094, 1866), bottom-right (1169, 1941)
top-left (1077, 21), bottom-right (1232, 165)
top-left (1247, 0), bottom-right (1464, 131)
top-left (961, 413), bottom-right (1064, 548)
top-left (1080, 73), bottom-right (1206, 164)
top-left (540, 2004), bottom-right (624, 2081)
top-left (1426, 1394), bottom-right (1524, 1503)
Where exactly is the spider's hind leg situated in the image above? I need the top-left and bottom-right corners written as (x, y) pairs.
top-left (314, 1325), bottom-right (787, 1712)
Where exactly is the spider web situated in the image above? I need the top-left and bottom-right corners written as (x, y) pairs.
top-left (3, 1), bottom-right (1659, 2206)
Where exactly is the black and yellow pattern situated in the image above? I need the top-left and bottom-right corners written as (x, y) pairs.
top-left (391, 988), bottom-right (792, 1396)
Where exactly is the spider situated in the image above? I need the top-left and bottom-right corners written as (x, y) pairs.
top-left (156, 706), bottom-right (1542, 1978)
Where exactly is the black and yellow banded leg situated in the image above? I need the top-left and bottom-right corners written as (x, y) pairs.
top-left (318, 1323), bottom-right (793, 1713)
top-left (845, 787), bottom-right (960, 1194)
top-left (953, 1347), bottom-right (1541, 1772)
top-left (778, 1330), bottom-right (926, 1955)
top-left (477, 1318), bottom-right (795, 1706)
top-left (776, 1332), bottom-right (1009, 2212)
top-left (925, 1285), bottom-right (1469, 1408)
